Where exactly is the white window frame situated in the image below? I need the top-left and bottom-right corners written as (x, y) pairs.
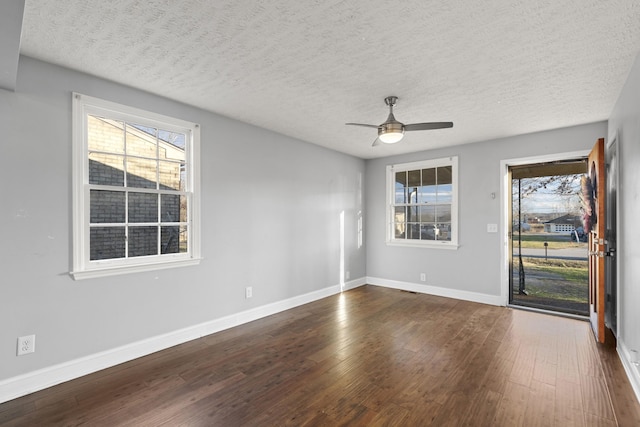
top-left (386, 156), bottom-right (459, 249)
top-left (71, 93), bottom-right (201, 280)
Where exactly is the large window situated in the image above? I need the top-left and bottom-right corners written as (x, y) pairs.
top-left (386, 157), bottom-right (458, 248)
top-left (72, 93), bottom-right (201, 279)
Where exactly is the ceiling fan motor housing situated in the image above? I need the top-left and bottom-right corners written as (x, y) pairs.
top-left (378, 122), bottom-right (405, 143)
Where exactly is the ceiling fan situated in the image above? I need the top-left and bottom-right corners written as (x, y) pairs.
top-left (346, 96), bottom-right (453, 146)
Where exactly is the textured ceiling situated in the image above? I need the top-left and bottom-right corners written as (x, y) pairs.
top-left (19, 0), bottom-right (640, 159)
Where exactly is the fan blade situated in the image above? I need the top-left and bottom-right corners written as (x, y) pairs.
top-left (405, 122), bottom-right (453, 131)
top-left (345, 122), bottom-right (379, 128)
top-left (372, 138), bottom-right (380, 147)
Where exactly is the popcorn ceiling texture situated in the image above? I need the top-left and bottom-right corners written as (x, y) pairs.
top-left (20, 0), bottom-right (640, 158)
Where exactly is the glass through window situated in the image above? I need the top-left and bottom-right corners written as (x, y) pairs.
top-left (387, 157), bottom-right (458, 248)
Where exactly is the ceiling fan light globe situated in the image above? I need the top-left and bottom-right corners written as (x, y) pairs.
top-left (379, 129), bottom-right (404, 144)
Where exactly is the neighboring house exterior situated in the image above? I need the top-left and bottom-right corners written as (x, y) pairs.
top-left (543, 214), bottom-right (581, 234)
top-left (88, 116), bottom-right (186, 259)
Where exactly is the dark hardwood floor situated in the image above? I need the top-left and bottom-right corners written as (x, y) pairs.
top-left (1, 285), bottom-right (639, 426)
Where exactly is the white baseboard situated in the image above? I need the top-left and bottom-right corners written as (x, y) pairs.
top-left (0, 277), bottom-right (366, 404)
top-left (366, 276), bottom-right (504, 306)
top-left (617, 339), bottom-right (640, 405)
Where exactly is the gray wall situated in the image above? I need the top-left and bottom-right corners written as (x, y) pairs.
top-left (365, 122), bottom-right (607, 298)
top-left (0, 57), bottom-right (366, 381)
top-left (608, 51), bottom-right (640, 382)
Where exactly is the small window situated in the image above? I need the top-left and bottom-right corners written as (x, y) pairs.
top-left (72, 94), bottom-right (201, 279)
top-left (386, 157), bottom-right (458, 249)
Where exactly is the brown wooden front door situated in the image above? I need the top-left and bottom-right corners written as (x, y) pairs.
top-left (588, 138), bottom-right (606, 343)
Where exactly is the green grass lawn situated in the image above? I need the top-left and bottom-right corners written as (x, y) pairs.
top-left (515, 257), bottom-right (588, 304)
top-left (525, 257), bottom-right (588, 282)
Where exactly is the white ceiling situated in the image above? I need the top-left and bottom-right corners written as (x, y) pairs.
top-left (17, 0), bottom-right (640, 159)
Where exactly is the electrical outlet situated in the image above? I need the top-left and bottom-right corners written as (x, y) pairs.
top-left (420, 273), bottom-right (426, 282)
top-left (17, 335), bottom-right (35, 356)
top-left (346, 271), bottom-right (350, 280)
top-left (245, 286), bottom-right (253, 299)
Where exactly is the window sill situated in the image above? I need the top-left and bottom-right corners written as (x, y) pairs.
top-left (70, 257), bottom-right (202, 280)
top-left (386, 240), bottom-right (459, 250)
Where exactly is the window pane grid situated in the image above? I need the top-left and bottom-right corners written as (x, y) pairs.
top-left (84, 111), bottom-right (191, 264)
top-left (89, 187), bottom-right (187, 259)
top-left (390, 160), bottom-right (455, 244)
top-left (88, 116), bottom-right (187, 191)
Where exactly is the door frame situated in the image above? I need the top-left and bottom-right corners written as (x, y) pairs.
top-left (499, 150), bottom-right (590, 306)
top-left (606, 132), bottom-right (620, 337)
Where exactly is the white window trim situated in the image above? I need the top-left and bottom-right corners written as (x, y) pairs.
top-left (386, 156), bottom-right (459, 249)
top-left (71, 93), bottom-right (201, 280)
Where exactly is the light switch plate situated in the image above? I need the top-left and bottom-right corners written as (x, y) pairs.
top-left (487, 224), bottom-right (498, 233)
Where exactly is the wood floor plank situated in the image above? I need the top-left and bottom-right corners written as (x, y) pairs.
top-left (596, 338), bottom-right (640, 427)
top-left (429, 390), bottom-right (478, 426)
top-left (554, 408), bottom-right (586, 427)
top-left (1, 285), bottom-right (639, 426)
top-left (482, 355), bottom-right (516, 395)
top-left (557, 351), bottom-right (583, 384)
top-left (493, 380), bottom-right (531, 426)
top-left (584, 413), bottom-right (618, 427)
top-left (396, 398), bottom-right (443, 426)
top-left (533, 357), bottom-right (558, 387)
top-left (509, 343), bottom-right (537, 387)
top-left (523, 379), bottom-right (556, 427)
top-left (367, 402), bottom-right (410, 427)
top-left (0, 400), bottom-right (35, 425)
top-left (555, 383), bottom-right (586, 427)
top-left (556, 378), bottom-right (585, 412)
top-left (581, 373), bottom-right (617, 421)
top-left (458, 387), bottom-right (503, 426)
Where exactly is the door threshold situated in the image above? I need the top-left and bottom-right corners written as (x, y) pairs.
top-left (507, 304), bottom-right (589, 321)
